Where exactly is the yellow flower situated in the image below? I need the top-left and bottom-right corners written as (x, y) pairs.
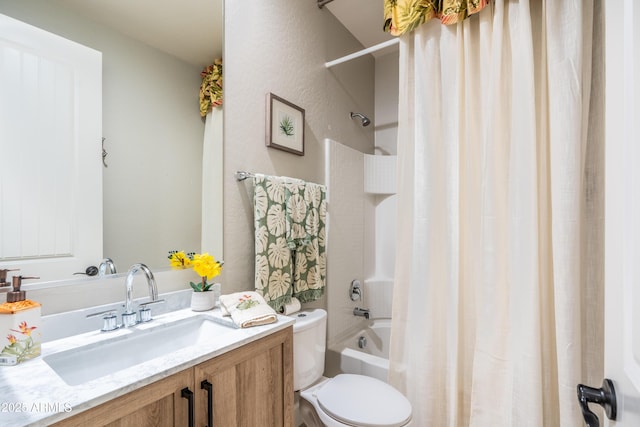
top-left (191, 253), bottom-right (222, 280)
top-left (168, 251), bottom-right (192, 269)
top-left (169, 250), bottom-right (223, 291)
top-left (7, 334), bottom-right (16, 344)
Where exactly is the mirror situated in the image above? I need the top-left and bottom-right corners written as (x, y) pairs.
top-left (0, 0), bottom-right (223, 281)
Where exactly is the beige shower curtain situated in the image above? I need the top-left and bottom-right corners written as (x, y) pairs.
top-left (389, 1), bottom-right (604, 426)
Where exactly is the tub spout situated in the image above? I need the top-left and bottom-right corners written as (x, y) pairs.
top-left (353, 307), bottom-right (370, 319)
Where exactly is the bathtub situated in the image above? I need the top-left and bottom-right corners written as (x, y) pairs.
top-left (325, 318), bottom-right (390, 382)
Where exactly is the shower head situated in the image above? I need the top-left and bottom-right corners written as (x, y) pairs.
top-left (350, 112), bottom-right (371, 127)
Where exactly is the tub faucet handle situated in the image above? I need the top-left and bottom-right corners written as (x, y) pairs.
top-left (350, 280), bottom-right (362, 301)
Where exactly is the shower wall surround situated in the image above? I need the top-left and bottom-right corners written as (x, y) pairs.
top-left (324, 143), bottom-right (398, 345)
top-left (294, 33), bottom-right (399, 343)
top-left (325, 139), bottom-right (367, 346)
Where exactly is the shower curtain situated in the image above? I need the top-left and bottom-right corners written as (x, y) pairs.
top-left (388, 1), bottom-right (604, 426)
top-left (201, 106), bottom-right (223, 257)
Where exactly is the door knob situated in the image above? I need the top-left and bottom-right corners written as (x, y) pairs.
top-left (577, 379), bottom-right (617, 427)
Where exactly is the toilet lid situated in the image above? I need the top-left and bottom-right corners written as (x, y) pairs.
top-left (315, 374), bottom-right (412, 427)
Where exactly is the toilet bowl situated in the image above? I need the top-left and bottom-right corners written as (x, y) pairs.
top-left (290, 309), bottom-right (412, 427)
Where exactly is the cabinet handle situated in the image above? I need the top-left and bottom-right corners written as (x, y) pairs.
top-left (201, 379), bottom-right (214, 427)
top-left (181, 387), bottom-right (194, 427)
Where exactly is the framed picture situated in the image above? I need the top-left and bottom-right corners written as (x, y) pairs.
top-left (266, 93), bottom-right (305, 156)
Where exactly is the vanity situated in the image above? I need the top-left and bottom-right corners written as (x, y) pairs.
top-left (0, 305), bottom-right (294, 426)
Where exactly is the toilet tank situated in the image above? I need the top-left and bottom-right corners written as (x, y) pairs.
top-left (290, 309), bottom-right (327, 391)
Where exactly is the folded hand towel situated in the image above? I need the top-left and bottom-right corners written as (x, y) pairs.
top-left (219, 291), bottom-right (278, 328)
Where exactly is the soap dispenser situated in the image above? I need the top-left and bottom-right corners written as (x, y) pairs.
top-left (0, 275), bottom-right (41, 365)
top-left (0, 268), bottom-right (18, 290)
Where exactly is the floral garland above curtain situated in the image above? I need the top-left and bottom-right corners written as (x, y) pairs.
top-left (199, 58), bottom-right (223, 117)
top-left (384, 0), bottom-right (490, 36)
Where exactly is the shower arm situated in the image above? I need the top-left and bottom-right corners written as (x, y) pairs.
top-left (350, 112), bottom-right (371, 127)
top-left (318, 0), bottom-right (334, 8)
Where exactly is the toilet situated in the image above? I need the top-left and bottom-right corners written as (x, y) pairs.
top-left (290, 309), bottom-right (412, 427)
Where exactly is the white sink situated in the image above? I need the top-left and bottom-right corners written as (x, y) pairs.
top-left (43, 315), bottom-right (234, 386)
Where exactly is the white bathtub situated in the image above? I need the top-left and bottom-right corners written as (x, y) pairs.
top-left (325, 318), bottom-right (390, 382)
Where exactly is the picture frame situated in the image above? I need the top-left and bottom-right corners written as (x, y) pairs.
top-left (266, 93), bottom-right (305, 156)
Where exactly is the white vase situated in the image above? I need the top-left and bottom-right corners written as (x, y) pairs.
top-left (190, 290), bottom-right (215, 311)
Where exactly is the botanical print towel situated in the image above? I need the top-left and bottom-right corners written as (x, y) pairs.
top-left (219, 291), bottom-right (277, 328)
top-left (253, 174), bottom-right (327, 312)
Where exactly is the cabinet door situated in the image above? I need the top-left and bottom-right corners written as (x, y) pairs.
top-left (195, 327), bottom-right (294, 427)
top-left (51, 369), bottom-right (194, 427)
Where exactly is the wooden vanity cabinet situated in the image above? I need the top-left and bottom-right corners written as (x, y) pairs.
top-left (195, 326), bottom-right (294, 426)
top-left (52, 326), bottom-right (293, 427)
top-left (52, 369), bottom-right (193, 427)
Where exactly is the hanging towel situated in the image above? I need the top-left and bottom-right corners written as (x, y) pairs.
top-left (253, 174), bottom-right (327, 311)
top-left (219, 291), bottom-right (277, 328)
top-left (284, 180), bottom-right (327, 303)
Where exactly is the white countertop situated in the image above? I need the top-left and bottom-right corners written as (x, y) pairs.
top-left (0, 307), bottom-right (294, 426)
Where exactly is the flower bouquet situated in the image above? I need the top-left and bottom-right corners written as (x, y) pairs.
top-left (169, 251), bottom-right (223, 311)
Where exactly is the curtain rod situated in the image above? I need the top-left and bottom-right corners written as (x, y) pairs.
top-left (325, 39), bottom-right (400, 68)
top-left (317, 0), bottom-right (334, 8)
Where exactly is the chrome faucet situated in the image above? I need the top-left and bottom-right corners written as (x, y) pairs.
top-left (353, 307), bottom-right (370, 319)
top-left (98, 258), bottom-right (117, 276)
top-left (122, 263), bottom-right (163, 327)
top-left (85, 263), bottom-right (164, 332)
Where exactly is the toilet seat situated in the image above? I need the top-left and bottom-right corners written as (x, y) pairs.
top-left (313, 374), bottom-right (412, 427)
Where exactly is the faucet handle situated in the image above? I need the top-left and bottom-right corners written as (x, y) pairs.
top-left (138, 299), bottom-right (165, 323)
top-left (349, 280), bottom-right (362, 301)
top-left (86, 309), bottom-right (119, 332)
top-left (138, 299), bottom-right (165, 309)
top-left (121, 311), bottom-right (138, 327)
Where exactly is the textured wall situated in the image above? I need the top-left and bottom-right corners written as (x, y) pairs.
top-left (222, 0), bottom-right (375, 300)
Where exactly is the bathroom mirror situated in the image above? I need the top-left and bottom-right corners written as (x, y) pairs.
top-left (0, 0), bottom-right (223, 282)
